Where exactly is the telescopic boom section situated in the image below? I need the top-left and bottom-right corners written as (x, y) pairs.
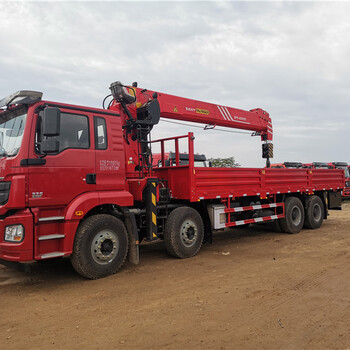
top-left (131, 86), bottom-right (273, 142)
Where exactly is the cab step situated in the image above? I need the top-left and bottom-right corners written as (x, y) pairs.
top-left (38, 234), bottom-right (65, 241)
top-left (40, 252), bottom-right (65, 259)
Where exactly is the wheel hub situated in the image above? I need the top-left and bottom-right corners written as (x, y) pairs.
top-left (101, 239), bottom-right (113, 255)
top-left (291, 206), bottom-right (302, 226)
top-left (313, 203), bottom-right (322, 221)
top-left (91, 230), bottom-right (119, 265)
top-left (181, 220), bottom-right (198, 247)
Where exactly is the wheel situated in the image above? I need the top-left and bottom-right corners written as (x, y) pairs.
top-left (71, 214), bottom-right (128, 279)
top-left (164, 207), bottom-right (204, 258)
top-left (280, 197), bottom-right (305, 234)
top-left (271, 219), bottom-right (283, 233)
top-left (304, 195), bottom-right (324, 229)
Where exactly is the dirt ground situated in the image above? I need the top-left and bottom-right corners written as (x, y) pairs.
top-left (0, 203), bottom-right (350, 350)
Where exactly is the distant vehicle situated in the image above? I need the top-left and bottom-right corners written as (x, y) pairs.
top-left (270, 162), bottom-right (303, 168)
top-left (153, 151), bottom-right (208, 167)
top-left (302, 162), bottom-right (333, 169)
top-left (328, 162), bottom-right (350, 198)
top-left (347, 166), bottom-right (350, 198)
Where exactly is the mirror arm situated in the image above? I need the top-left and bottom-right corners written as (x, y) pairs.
top-left (39, 151), bottom-right (47, 159)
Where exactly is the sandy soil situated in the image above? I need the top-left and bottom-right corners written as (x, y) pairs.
top-left (0, 203), bottom-right (350, 350)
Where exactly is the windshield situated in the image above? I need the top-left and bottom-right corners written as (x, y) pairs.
top-left (0, 107), bottom-right (27, 157)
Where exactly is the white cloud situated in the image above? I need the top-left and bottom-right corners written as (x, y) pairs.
top-left (0, 1), bottom-right (349, 165)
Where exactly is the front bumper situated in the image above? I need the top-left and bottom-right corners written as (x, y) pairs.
top-left (0, 209), bottom-right (34, 262)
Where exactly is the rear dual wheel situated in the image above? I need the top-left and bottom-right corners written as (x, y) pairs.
top-left (279, 195), bottom-right (324, 234)
top-left (304, 195), bottom-right (324, 229)
top-left (271, 219), bottom-right (283, 233)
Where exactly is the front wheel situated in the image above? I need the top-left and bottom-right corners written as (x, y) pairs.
top-left (164, 207), bottom-right (204, 259)
top-left (71, 214), bottom-right (128, 279)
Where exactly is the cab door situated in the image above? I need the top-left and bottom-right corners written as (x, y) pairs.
top-left (93, 113), bottom-right (126, 192)
top-left (28, 108), bottom-right (96, 208)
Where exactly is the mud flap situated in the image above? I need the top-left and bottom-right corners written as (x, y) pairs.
top-left (123, 210), bottom-right (140, 265)
top-left (328, 191), bottom-right (342, 210)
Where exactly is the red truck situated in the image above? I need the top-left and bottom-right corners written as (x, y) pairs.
top-left (328, 162), bottom-right (350, 198)
top-left (152, 152), bottom-right (208, 167)
top-left (302, 162), bottom-right (333, 169)
top-left (0, 83), bottom-right (344, 279)
top-left (270, 162), bottom-right (303, 169)
top-left (346, 166), bottom-right (350, 198)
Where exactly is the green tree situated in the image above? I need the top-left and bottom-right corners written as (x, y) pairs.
top-left (208, 156), bottom-right (240, 168)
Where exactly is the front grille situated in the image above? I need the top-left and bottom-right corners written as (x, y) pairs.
top-left (0, 181), bottom-right (11, 205)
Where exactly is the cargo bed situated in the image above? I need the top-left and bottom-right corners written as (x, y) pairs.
top-left (152, 133), bottom-right (344, 202)
top-left (154, 166), bottom-right (345, 201)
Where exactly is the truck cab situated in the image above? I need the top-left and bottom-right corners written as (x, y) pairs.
top-left (0, 91), bottom-right (132, 264)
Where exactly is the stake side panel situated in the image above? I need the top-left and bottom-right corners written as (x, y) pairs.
top-left (155, 167), bottom-right (344, 200)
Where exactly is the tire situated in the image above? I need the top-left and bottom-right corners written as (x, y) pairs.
top-left (164, 207), bottom-right (204, 259)
top-left (271, 219), bottom-right (283, 233)
top-left (304, 195), bottom-right (324, 229)
top-left (71, 214), bottom-right (128, 279)
top-left (280, 197), bottom-right (305, 234)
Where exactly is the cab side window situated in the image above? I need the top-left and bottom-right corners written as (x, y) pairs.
top-left (94, 117), bottom-right (107, 150)
top-left (35, 112), bottom-right (89, 154)
top-left (58, 113), bottom-right (89, 151)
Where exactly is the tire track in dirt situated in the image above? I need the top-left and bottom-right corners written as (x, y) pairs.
top-left (229, 267), bottom-right (334, 331)
top-left (1, 205), bottom-right (350, 350)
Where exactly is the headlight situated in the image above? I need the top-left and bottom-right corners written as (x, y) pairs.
top-left (4, 224), bottom-right (24, 243)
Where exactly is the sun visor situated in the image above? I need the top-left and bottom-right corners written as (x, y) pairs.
top-left (0, 90), bottom-right (43, 108)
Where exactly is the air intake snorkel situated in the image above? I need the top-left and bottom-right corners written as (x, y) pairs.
top-left (0, 90), bottom-right (42, 109)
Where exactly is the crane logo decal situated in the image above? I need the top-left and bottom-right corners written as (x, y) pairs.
top-left (185, 106), bottom-right (210, 115)
top-left (196, 108), bottom-right (209, 115)
top-left (217, 105), bottom-right (250, 124)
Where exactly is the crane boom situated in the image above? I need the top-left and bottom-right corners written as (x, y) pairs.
top-left (108, 81), bottom-right (274, 166)
top-left (132, 87), bottom-right (273, 141)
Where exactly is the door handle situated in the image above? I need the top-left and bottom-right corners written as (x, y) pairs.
top-left (86, 173), bottom-right (96, 184)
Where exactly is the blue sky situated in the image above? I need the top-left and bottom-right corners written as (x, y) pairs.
top-left (1, 1), bottom-right (349, 166)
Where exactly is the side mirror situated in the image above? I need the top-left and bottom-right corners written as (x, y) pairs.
top-left (41, 107), bottom-right (61, 153)
top-left (43, 107), bottom-right (60, 136)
